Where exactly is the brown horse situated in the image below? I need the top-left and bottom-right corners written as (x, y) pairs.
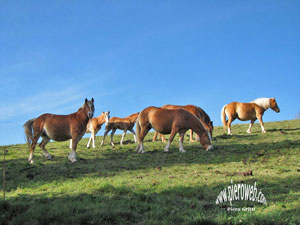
top-left (152, 104), bottom-right (213, 142)
top-left (221, 98), bottom-right (280, 135)
top-left (101, 112), bottom-right (139, 146)
top-left (135, 106), bottom-right (213, 153)
top-left (24, 98), bottom-right (95, 163)
top-left (69, 111), bottom-right (110, 149)
top-left (86, 111), bottom-right (110, 148)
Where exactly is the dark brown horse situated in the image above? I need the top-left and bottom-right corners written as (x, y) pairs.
top-left (221, 97), bottom-right (280, 135)
top-left (24, 98), bottom-right (95, 163)
top-left (101, 112), bottom-right (139, 146)
top-left (152, 104), bottom-right (213, 142)
top-left (135, 106), bottom-right (212, 153)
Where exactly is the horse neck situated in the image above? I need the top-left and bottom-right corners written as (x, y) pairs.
top-left (189, 115), bottom-right (207, 136)
top-left (128, 114), bottom-right (138, 123)
top-left (75, 108), bottom-right (89, 123)
top-left (96, 114), bottom-right (106, 124)
top-left (252, 98), bottom-right (270, 111)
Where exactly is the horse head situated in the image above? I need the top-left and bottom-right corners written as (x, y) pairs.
top-left (103, 111), bottom-right (110, 125)
top-left (270, 98), bottom-right (280, 113)
top-left (84, 98), bottom-right (95, 119)
top-left (199, 129), bottom-right (213, 151)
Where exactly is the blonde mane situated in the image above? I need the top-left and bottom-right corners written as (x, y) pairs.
top-left (251, 98), bottom-right (271, 110)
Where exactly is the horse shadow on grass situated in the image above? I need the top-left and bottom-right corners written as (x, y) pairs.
top-left (1, 138), bottom-right (299, 192)
top-left (0, 175), bottom-right (299, 225)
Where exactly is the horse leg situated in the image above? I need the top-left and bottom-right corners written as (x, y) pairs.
top-left (87, 134), bottom-right (92, 148)
top-left (39, 135), bottom-right (52, 160)
top-left (227, 117), bottom-right (234, 135)
top-left (120, 130), bottom-right (127, 145)
top-left (152, 131), bottom-right (158, 142)
top-left (28, 136), bottom-right (39, 164)
top-left (179, 132), bottom-right (186, 153)
top-left (247, 119), bottom-right (256, 134)
top-left (68, 136), bottom-right (80, 163)
top-left (189, 129), bottom-right (195, 142)
top-left (136, 126), bottom-right (151, 153)
top-left (90, 130), bottom-right (96, 148)
top-left (101, 128), bottom-right (111, 146)
top-left (110, 129), bottom-right (116, 147)
top-left (28, 128), bottom-right (42, 163)
top-left (161, 134), bottom-right (166, 143)
top-left (257, 115), bottom-right (266, 133)
top-left (129, 129), bottom-right (137, 143)
top-left (164, 129), bottom-right (178, 152)
top-left (69, 139), bottom-right (72, 149)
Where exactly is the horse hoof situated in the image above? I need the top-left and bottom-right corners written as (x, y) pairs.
top-left (46, 155), bottom-right (52, 160)
top-left (29, 159), bottom-right (34, 164)
top-left (69, 158), bottom-right (77, 163)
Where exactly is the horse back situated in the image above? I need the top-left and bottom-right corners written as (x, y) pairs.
top-left (227, 102), bottom-right (264, 120)
top-left (33, 113), bottom-right (79, 141)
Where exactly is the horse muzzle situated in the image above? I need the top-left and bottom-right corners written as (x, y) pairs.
top-left (205, 145), bottom-right (213, 151)
top-left (88, 112), bottom-right (94, 118)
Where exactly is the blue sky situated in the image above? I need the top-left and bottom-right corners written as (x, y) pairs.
top-left (0, 1), bottom-right (299, 146)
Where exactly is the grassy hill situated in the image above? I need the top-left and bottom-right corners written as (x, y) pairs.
top-left (1, 120), bottom-right (300, 225)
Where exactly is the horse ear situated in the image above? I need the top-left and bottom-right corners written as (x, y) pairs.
top-left (85, 98), bottom-right (88, 103)
top-left (91, 98), bottom-right (94, 103)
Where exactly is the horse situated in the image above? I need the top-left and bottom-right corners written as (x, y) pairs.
top-left (221, 97), bottom-right (280, 135)
top-left (24, 98), bottom-right (95, 163)
top-left (135, 106), bottom-right (213, 153)
top-left (69, 111), bottom-right (110, 149)
top-left (152, 104), bottom-right (213, 142)
top-left (101, 112), bottom-right (139, 147)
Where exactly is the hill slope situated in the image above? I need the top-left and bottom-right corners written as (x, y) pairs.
top-left (1, 120), bottom-right (300, 225)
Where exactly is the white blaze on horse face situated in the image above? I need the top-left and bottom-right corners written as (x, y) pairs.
top-left (87, 102), bottom-right (94, 118)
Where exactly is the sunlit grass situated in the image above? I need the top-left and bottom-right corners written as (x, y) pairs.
top-left (1, 120), bottom-right (300, 224)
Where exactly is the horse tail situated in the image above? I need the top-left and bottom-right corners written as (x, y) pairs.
top-left (23, 119), bottom-right (35, 148)
top-left (221, 105), bottom-right (227, 131)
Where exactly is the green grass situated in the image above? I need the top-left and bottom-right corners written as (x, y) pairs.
top-left (1, 120), bottom-right (300, 225)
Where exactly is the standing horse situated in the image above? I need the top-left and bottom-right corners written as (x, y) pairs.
top-left (24, 98), bottom-right (95, 163)
top-left (152, 104), bottom-right (213, 142)
top-left (135, 106), bottom-right (213, 153)
top-left (101, 112), bottom-right (139, 146)
top-left (221, 97), bottom-right (280, 135)
top-left (69, 111), bottom-right (110, 149)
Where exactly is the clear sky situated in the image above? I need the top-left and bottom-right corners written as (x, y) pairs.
top-left (0, 1), bottom-right (299, 146)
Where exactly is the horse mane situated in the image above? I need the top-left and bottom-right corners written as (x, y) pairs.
top-left (128, 112), bottom-right (139, 118)
top-left (251, 98), bottom-right (271, 110)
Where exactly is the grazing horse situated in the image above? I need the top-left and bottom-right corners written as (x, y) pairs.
top-left (135, 106), bottom-right (213, 153)
top-left (221, 97), bottom-right (280, 135)
top-left (24, 98), bottom-right (95, 163)
top-left (101, 112), bottom-right (139, 146)
top-left (69, 111), bottom-right (110, 149)
top-left (152, 104), bottom-right (213, 142)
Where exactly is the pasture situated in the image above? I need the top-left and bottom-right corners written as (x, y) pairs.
top-left (1, 119), bottom-right (300, 225)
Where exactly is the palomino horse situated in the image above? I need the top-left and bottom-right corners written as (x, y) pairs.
top-left (24, 98), bottom-right (95, 163)
top-left (221, 97), bottom-right (280, 135)
top-left (135, 106), bottom-right (213, 153)
top-left (152, 104), bottom-right (213, 142)
top-left (69, 111), bottom-right (110, 149)
top-left (101, 112), bottom-right (139, 146)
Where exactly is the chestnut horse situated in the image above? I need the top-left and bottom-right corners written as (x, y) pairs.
top-left (69, 111), bottom-right (110, 149)
top-left (24, 98), bottom-right (95, 163)
top-left (135, 106), bottom-right (213, 153)
top-left (101, 112), bottom-right (139, 146)
top-left (221, 98), bottom-right (280, 135)
top-left (152, 104), bottom-right (213, 142)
